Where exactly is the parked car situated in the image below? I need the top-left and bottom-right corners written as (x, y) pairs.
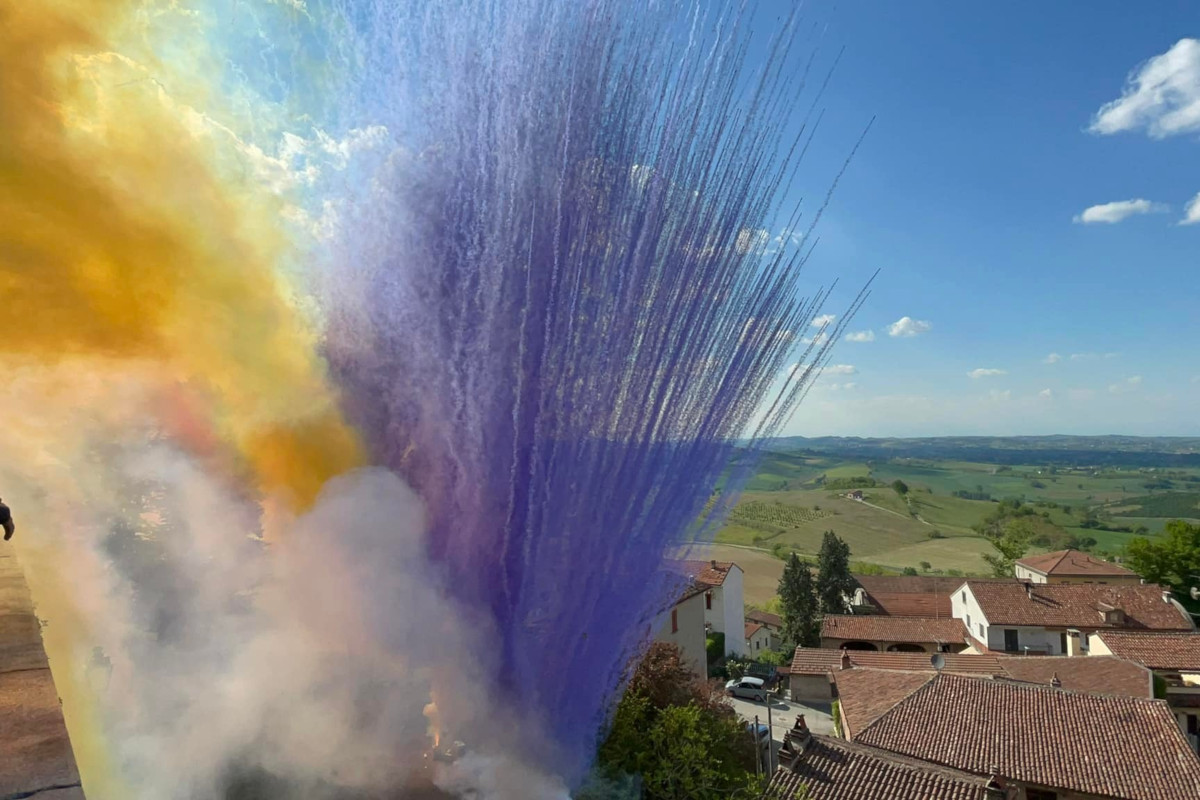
top-left (725, 675), bottom-right (768, 702)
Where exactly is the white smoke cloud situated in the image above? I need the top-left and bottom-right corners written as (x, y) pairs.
top-left (15, 430), bottom-right (568, 799)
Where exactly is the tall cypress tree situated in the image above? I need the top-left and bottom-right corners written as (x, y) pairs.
top-left (778, 552), bottom-right (819, 648)
top-left (816, 530), bottom-right (854, 614)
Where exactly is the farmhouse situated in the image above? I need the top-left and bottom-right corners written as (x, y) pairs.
top-left (833, 668), bottom-right (1200, 800)
top-left (952, 580), bottom-right (1193, 655)
top-left (847, 574), bottom-right (1015, 618)
top-left (1014, 549), bottom-right (1141, 585)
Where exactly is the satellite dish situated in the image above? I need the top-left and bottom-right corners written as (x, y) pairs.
top-left (1190, 586), bottom-right (1199, 601)
top-left (930, 654), bottom-right (945, 671)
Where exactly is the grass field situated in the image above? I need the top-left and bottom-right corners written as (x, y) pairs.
top-left (712, 446), bottom-right (1195, 589)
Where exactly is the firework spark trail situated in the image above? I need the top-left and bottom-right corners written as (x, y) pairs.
top-left (325, 0), bottom-right (865, 779)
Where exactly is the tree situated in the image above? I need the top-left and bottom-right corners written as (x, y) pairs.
top-left (778, 553), bottom-right (820, 647)
top-left (919, 561), bottom-right (932, 572)
top-left (902, 566), bottom-right (918, 576)
top-left (982, 520), bottom-right (1032, 578)
top-left (892, 479), bottom-right (909, 496)
top-left (816, 530), bottom-right (854, 614)
top-left (1125, 520), bottom-right (1200, 591)
top-left (593, 643), bottom-right (762, 800)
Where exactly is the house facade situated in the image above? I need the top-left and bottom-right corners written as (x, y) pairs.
top-left (821, 614), bottom-right (969, 653)
top-left (1014, 549), bottom-right (1141, 585)
top-left (680, 559), bottom-right (746, 656)
top-left (746, 609), bottom-right (784, 649)
top-left (952, 580), bottom-right (1193, 655)
top-left (653, 582), bottom-right (708, 677)
top-left (745, 622), bottom-right (772, 656)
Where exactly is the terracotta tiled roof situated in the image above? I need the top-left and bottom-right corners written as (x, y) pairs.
top-left (850, 672), bottom-right (1200, 800)
top-left (746, 609), bottom-right (783, 629)
top-left (966, 581), bottom-right (1192, 630)
top-left (745, 622), bottom-right (765, 640)
top-left (822, 614), bottom-right (968, 645)
top-left (996, 654), bottom-right (1152, 697)
top-left (677, 559), bottom-right (737, 587)
top-left (1016, 549), bottom-right (1138, 577)
top-left (791, 647), bottom-right (1002, 676)
top-left (862, 591), bottom-right (953, 617)
top-left (832, 668), bottom-right (935, 737)
top-left (1093, 630), bottom-right (1200, 671)
top-left (852, 575), bottom-right (1015, 618)
top-left (769, 733), bottom-right (993, 800)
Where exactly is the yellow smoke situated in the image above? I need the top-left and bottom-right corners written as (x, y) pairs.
top-left (1, 1), bottom-right (364, 794)
top-left (0, 0), bottom-right (363, 504)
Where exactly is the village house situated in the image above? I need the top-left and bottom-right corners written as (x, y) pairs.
top-left (833, 668), bottom-right (1200, 800)
top-left (745, 609), bottom-right (784, 649)
top-left (1088, 630), bottom-right (1200, 752)
top-left (769, 714), bottom-right (1004, 800)
top-left (679, 559), bottom-right (746, 656)
top-left (744, 621), bottom-right (772, 655)
top-left (821, 614), bottom-right (969, 653)
top-left (846, 574), bottom-right (1015, 617)
top-left (652, 579), bottom-right (708, 677)
top-left (1013, 549), bottom-right (1141, 585)
top-left (786, 646), bottom-right (1151, 702)
top-left (951, 580), bottom-right (1193, 655)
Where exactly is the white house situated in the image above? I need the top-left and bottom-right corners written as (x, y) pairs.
top-left (745, 621), bottom-right (772, 655)
top-left (653, 581), bottom-right (708, 677)
top-left (952, 580), bottom-right (1193, 655)
top-left (679, 559), bottom-right (746, 656)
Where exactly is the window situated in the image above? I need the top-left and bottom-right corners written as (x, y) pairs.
top-left (1004, 629), bottom-right (1019, 652)
top-left (962, 591), bottom-right (966, 602)
top-left (1026, 789), bottom-right (1058, 800)
top-left (966, 614), bottom-right (971, 628)
top-left (1188, 714), bottom-right (1198, 736)
top-left (978, 623), bottom-right (984, 637)
top-left (1060, 632), bottom-right (1068, 654)
top-left (671, 609), bottom-right (678, 634)
top-left (705, 591), bottom-right (712, 610)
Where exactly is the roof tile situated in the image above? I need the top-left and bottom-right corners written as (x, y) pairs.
top-left (822, 614), bottom-right (968, 645)
top-left (1016, 549), bottom-right (1138, 577)
top-left (967, 581), bottom-right (1192, 630)
top-left (849, 671), bottom-right (1200, 800)
top-left (1093, 630), bottom-right (1200, 671)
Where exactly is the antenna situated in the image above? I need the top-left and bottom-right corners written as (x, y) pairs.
top-left (930, 653), bottom-right (945, 671)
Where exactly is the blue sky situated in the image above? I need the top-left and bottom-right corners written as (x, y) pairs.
top-left (767, 2), bottom-right (1199, 437)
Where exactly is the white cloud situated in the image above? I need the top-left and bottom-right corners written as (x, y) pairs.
top-left (1069, 352), bottom-right (1120, 361)
top-left (1038, 388), bottom-right (1053, 399)
top-left (811, 314), bottom-right (837, 328)
top-left (988, 389), bottom-right (1012, 402)
top-left (968, 368), bottom-right (1007, 379)
top-left (844, 330), bottom-right (875, 343)
top-left (1181, 192), bottom-right (1200, 226)
top-left (800, 332), bottom-right (829, 346)
top-left (1089, 39), bottom-right (1200, 139)
top-left (1043, 353), bottom-right (1062, 364)
top-left (824, 364), bottom-right (857, 376)
top-left (887, 317), bottom-right (932, 338)
top-left (1073, 199), bottom-right (1168, 224)
top-left (1108, 375), bottom-right (1143, 394)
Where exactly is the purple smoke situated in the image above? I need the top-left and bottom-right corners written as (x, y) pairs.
top-left (323, 0), bottom-right (866, 782)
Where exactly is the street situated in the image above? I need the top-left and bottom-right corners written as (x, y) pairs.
top-left (728, 692), bottom-right (835, 741)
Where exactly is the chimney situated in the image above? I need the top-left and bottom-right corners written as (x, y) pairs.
top-left (1163, 588), bottom-right (1174, 604)
top-left (711, 559), bottom-right (718, 570)
top-left (1023, 580), bottom-right (1033, 599)
top-left (1050, 672), bottom-right (1061, 688)
top-left (778, 714), bottom-right (813, 767)
top-left (984, 771), bottom-right (1006, 800)
top-left (840, 650), bottom-right (852, 670)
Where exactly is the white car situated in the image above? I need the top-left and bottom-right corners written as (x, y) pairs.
top-left (725, 676), bottom-right (768, 702)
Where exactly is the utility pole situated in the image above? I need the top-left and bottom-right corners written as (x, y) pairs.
top-left (766, 699), bottom-right (775, 773)
top-left (754, 715), bottom-right (762, 779)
